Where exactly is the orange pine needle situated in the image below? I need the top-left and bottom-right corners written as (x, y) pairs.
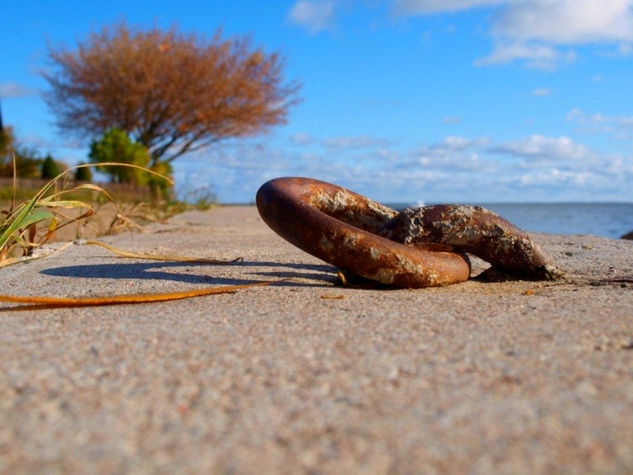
top-left (83, 240), bottom-right (242, 263)
top-left (0, 280), bottom-right (275, 308)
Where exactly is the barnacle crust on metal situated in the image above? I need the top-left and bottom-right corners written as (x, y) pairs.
top-left (377, 205), bottom-right (559, 280)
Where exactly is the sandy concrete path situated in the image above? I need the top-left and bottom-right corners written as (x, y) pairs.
top-left (1, 206), bottom-right (632, 473)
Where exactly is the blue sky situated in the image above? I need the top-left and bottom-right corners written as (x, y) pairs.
top-left (2, 0), bottom-right (633, 203)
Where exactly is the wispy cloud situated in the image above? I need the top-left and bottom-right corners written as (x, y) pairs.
top-left (474, 42), bottom-right (577, 69)
top-left (431, 135), bottom-right (490, 151)
top-left (489, 135), bottom-right (591, 161)
top-left (288, 0), bottom-right (337, 33)
top-left (290, 132), bottom-right (314, 146)
top-left (617, 43), bottom-right (633, 55)
top-left (567, 108), bottom-right (633, 139)
top-left (174, 131), bottom-right (631, 203)
top-left (394, 0), bottom-right (633, 68)
top-left (289, 1), bottom-right (633, 67)
top-left (0, 81), bottom-right (39, 98)
top-left (20, 134), bottom-right (56, 150)
top-left (322, 135), bottom-right (392, 149)
top-left (517, 168), bottom-right (596, 187)
top-left (492, 0), bottom-right (633, 44)
top-left (393, 0), bottom-right (504, 15)
top-left (442, 116), bottom-right (461, 125)
top-left (290, 133), bottom-right (393, 149)
top-left (531, 87), bottom-right (552, 97)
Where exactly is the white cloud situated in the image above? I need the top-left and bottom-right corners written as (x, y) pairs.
top-left (288, 1), bottom-right (633, 66)
top-left (531, 88), bottom-right (551, 97)
top-left (288, 0), bottom-right (337, 33)
top-left (490, 135), bottom-right (591, 161)
top-left (618, 43), bottom-right (633, 55)
top-left (493, 0), bottom-right (633, 44)
top-left (567, 108), bottom-right (633, 139)
top-left (474, 42), bottom-right (577, 69)
top-left (442, 116), bottom-right (462, 125)
top-left (62, 139), bottom-right (88, 150)
top-left (322, 135), bottom-right (392, 148)
top-left (393, 0), bottom-right (504, 15)
top-left (173, 133), bottom-right (630, 203)
top-left (395, 0), bottom-right (633, 67)
top-left (565, 108), bottom-right (585, 122)
top-left (0, 82), bottom-right (38, 98)
top-left (409, 151), bottom-right (495, 172)
top-left (517, 168), bottom-right (594, 187)
top-left (290, 132), bottom-right (314, 146)
top-left (394, 136), bottom-right (496, 173)
top-left (431, 135), bottom-right (490, 151)
top-left (395, 0), bottom-right (633, 43)
top-left (20, 134), bottom-right (56, 150)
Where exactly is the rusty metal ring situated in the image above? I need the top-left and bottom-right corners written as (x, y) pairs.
top-left (256, 177), bottom-right (471, 288)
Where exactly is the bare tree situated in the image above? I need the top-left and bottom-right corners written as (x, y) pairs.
top-left (44, 22), bottom-right (299, 166)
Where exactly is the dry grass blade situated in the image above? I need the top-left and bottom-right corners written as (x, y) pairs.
top-left (1, 162), bottom-right (171, 264)
top-left (83, 240), bottom-right (243, 263)
top-left (0, 280), bottom-right (276, 309)
top-left (0, 242), bottom-right (74, 269)
top-left (10, 153), bottom-right (17, 212)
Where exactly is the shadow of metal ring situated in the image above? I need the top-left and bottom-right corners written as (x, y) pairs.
top-left (256, 177), bottom-right (471, 288)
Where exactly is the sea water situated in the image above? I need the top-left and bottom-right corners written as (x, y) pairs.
top-left (390, 203), bottom-right (633, 239)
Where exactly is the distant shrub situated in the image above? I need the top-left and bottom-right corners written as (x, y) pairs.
top-left (41, 154), bottom-right (60, 179)
top-left (185, 186), bottom-right (217, 210)
top-left (74, 162), bottom-right (93, 182)
top-left (89, 128), bottom-right (150, 185)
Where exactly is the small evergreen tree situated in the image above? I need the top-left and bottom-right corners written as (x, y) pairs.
top-left (0, 126), bottom-right (43, 178)
top-left (0, 126), bottom-right (13, 159)
top-left (74, 162), bottom-right (93, 182)
top-left (41, 154), bottom-right (60, 179)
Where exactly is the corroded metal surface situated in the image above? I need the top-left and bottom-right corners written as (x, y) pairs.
top-left (256, 178), bottom-right (471, 288)
top-left (256, 177), bottom-right (559, 287)
top-left (378, 205), bottom-right (559, 280)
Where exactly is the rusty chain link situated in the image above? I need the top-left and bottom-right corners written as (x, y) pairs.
top-left (256, 177), bottom-right (559, 288)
